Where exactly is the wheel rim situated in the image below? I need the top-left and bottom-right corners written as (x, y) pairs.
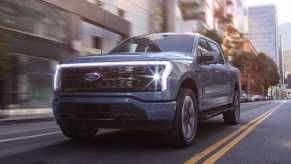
top-left (234, 93), bottom-right (240, 121)
top-left (181, 96), bottom-right (196, 141)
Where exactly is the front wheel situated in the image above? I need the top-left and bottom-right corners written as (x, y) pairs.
top-left (167, 88), bottom-right (198, 147)
top-left (60, 123), bottom-right (98, 141)
top-left (223, 90), bottom-right (240, 125)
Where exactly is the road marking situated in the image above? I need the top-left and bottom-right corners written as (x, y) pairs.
top-left (203, 103), bottom-right (283, 163)
top-left (203, 110), bottom-right (275, 163)
top-left (0, 131), bottom-right (61, 143)
top-left (185, 102), bottom-right (284, 164)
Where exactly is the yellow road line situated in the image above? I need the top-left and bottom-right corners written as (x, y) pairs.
top-left (185, 102), bottom-right (284, 164)
top-left (185, 110), bottom-right (272, 163)
top-left (203, 103), bottom-right (283, 163)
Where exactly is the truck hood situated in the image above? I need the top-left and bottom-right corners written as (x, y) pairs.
top-left (62, 52), bottom-right (193, 64)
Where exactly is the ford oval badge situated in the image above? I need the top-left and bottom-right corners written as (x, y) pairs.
top-left (84, 72), bottom-right (102, 82)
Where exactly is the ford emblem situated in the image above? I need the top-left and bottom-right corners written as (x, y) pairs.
top-left (84, 72), bottom-right (102, 82)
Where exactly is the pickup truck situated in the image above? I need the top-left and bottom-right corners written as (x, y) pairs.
top-left (53, 33), bottom-right (241, 147)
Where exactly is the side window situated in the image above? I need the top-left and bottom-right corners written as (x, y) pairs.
top-left (208, 41), bottom-right (224, 64)
top-left (197, 38), bottom-right (210, 56)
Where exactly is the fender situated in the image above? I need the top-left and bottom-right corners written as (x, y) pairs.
top-left (175, 71), bottom-right (202, 103)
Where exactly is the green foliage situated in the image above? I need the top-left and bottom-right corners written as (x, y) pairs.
top-left (232, 52), bottom-right (256, 73)
top-left (232, 52), bottom-right (280, 95)
top-left (255, 52), bottom-right (280, 91)
top-left (203, 30), bottom-right (222, 45)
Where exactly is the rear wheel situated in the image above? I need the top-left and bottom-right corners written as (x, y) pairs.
top-left (167, 88), bottom-right (198, 147)
top-left (223, 90), bottom-right (240, 125)
top-left (60, 123), bottom-right (98, 141)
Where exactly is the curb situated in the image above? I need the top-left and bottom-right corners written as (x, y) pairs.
top-left (0, 117), bottom-right (55, 125)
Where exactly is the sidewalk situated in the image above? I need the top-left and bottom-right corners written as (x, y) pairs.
top-left (0, 108), bottom-right (55, 125)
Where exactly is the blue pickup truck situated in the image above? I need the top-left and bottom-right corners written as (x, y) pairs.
top-left (53, 33), bottom-right (241, 147)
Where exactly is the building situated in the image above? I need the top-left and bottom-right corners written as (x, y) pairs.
top-left (174, 0), bottom-right (217, 33)
top-left (246, 5), bottom-right (279, 66)
top-left (231, 0), bottom-right (248, 33)
top-left (278, 36), bottom-right (284, 85)
top-left (164, 0), bottom-right (247, 35)
top-left (77, 0), bottom-right (163, 54)
top-left (279, 23), bottom-right (291, 50)
top-left (279, 23), bottom-right (291, 83)
top-left (0, 0), bottom-right (162, 109)
top-left (288, 74), bottom-right (291, 89)
top-left (164, 0), bottom-right (228, 33)
top-left (283, 50), bottom-right (291, 80)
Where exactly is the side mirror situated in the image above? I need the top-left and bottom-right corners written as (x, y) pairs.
top-left (197, 53), bottom-right (216, 65)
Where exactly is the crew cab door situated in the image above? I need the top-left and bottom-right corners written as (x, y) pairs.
top-left (207, 40), bottom-right (233, 106)
top-left (195, 38), bottom-right (217, 111)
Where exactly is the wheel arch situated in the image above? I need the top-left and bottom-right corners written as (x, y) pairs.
top-left (176, 73), bottom-right (201, 108)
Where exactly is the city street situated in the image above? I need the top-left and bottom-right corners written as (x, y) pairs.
top-left (0, 100), bottom-right (290, 164)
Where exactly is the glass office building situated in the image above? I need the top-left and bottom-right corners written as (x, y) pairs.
top-left (247, 5), bottom-right (279, 65)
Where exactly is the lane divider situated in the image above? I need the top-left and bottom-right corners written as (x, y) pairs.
top-left (0, 131), bottom-right (61, 143)
top-left (185, 102), bottom-right (284, 164)
top-left (203, 104), bottom-right (282, 163)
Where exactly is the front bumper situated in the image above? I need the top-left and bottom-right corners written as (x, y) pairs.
top-left (53, 95), bottom-right (176, 130)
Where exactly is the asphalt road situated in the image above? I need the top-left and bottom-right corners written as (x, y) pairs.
top-left (0, 100), bottom-right (290, 164)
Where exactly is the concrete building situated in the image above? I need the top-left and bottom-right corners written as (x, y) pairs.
top-left (246, 5), bottom-right (279, 65)
top-left (230, 0), bottom-right (248, 33)
top-left (164, 0), bottom-right (247, 34)
top-left (0, 0), bottom-right (162, 109)
top-left (174, 0), bottom-right (217, 33)
top-left (77, 0), bottom-right (164, 54)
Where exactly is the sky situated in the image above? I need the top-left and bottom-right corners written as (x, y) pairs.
top-left (246, 0), bottom-right (291, 24)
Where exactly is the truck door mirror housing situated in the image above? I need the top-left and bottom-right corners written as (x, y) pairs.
top-left (197, 53), bottom-right (216, 65)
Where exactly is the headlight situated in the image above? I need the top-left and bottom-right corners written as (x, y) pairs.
top-left (160, 61), bottom-right (173, 91)
top-left (146, 61), bottom-right (173, 91)
top-left (53, 65), bottom-right (61, 90)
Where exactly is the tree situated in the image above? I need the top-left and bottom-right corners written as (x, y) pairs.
top-left (254, 53), bottom-right (280, 95)
top-left (203, 30), bottom-right (222, 45)
top-left (232, 52), bottom-right (256, 73)
top-left (231, 52), bottom-right (280, 96)
top-left (231, 52), bottom-right (256, 93)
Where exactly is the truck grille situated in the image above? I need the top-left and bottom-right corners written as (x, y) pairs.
top-left (59, 66), bottom-right (163, 92)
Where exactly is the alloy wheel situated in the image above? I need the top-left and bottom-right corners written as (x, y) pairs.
top-left (181, 96), bottom-right (196, 141)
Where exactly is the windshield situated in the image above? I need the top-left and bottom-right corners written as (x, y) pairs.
top-left (109, 34), bottom-right (194, 54)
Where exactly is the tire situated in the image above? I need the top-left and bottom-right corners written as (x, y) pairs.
top-left (60, 123), bottom-right (98, 141)
top-left (223, 90), bottom-right (240, 125)
top-left (167, 88), bottom-right (198, 147)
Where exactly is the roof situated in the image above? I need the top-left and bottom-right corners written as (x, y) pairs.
top-left (140, 32), bottom-right (201, 38)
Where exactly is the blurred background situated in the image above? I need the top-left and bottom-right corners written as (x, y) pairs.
top-left (0, 0), bottom-right (290, 110)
